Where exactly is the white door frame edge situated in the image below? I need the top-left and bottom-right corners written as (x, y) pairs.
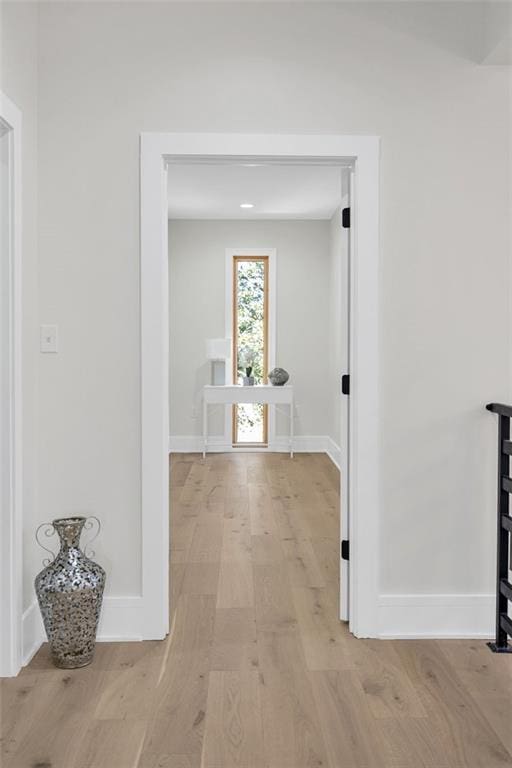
top-left (0, 91), bottom-right (23, 677)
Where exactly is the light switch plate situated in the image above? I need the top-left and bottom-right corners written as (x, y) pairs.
top-left (40, 324), bottom-right (58, 353)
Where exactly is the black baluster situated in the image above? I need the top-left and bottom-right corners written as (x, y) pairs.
top-left (486, 403), bottom-right (512, 653)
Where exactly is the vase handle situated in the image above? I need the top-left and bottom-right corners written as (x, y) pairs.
top-left (83, 516), bottom-right (101, 559)
top-left (35, 523), bottom-right (57, 566)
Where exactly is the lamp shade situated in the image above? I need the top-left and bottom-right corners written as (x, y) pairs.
top-left (205, 338), bottom-right (230, 360)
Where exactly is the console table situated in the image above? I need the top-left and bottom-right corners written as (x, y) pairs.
top-left (202, 384), bottom-right (294, 458)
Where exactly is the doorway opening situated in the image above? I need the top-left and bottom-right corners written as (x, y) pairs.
top-left (167, 159), bottom-right (351, 631)
top-left (140, 133), bottom-right (380, 642)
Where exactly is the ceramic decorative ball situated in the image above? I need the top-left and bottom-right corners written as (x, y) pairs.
top-left (268, 367), bottom-right (289, 386)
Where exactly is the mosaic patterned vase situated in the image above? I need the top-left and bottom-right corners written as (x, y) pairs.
top-left (35, 516), bottom-right (106, 669)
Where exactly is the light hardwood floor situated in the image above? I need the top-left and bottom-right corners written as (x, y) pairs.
top-left (2, 452), bottom-right (512, 768)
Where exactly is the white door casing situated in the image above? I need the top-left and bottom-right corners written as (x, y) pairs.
top-left (142, 133), bottom-right (380, 639)
top-left (0, 91), bottom-right (23, 677)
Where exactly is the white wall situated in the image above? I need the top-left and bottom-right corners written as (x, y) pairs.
top-left (1, 2), bottom-right (40, 622)
top-left (28, 1), bottom-right (512, 634)
top-left (169, 219), bottom-right (331, 443)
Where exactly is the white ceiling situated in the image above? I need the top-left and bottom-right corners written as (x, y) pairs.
top-left (167, 163), bottom-right (344, 220)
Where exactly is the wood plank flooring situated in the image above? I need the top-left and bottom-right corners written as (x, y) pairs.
top-left (1, 452), bottom-right (512, 768)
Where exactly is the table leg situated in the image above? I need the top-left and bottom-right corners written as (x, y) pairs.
top-left (290, 399), bottom-right (294, 459)
top-left (203, 398), bottom-right (207, 459)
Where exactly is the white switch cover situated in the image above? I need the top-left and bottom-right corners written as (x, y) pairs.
top-left (40, 324), bottom-right (58, 353)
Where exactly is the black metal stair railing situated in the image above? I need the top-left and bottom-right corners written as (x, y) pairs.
top-left (486, 402), bottom-right (512, 653)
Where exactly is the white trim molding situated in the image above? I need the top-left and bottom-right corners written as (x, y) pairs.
top-left (22, 596), bottom-right (147, 666)
top-left (142, 133), bottom-right (380, 640)
top-left (22, 602), bottom-right (44, 667)
top-left (140, 134), bottom-right (169, 640)
top-left (0, 91), bottom-right (23, 677)
top-left (378, 594), bottom-right (494, 639)
top-left (325, 437), bottom-right (342, 470)
top-left (96, 597), bottom-right (146, 642)
top-left (169, 434), bottom-right (333, 455)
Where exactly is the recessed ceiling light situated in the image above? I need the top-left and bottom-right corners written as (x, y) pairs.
top-left (240, 203), bottom-right (254, 209)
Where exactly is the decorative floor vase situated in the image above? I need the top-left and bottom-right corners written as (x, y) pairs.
top-left (35, 516), bottom-right (106, 669)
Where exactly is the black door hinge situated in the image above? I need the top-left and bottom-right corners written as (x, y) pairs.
top-left (341, 374), bottom-right (350, 396)
top-left (342, 207), bottom-right (350, 228)
top-left (341, 540), bottom-right (350, 561)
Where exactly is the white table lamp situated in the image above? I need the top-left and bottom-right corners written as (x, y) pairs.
top-left (206, 338), bottom-right (231, 361)
top-left (205, 338), bottom-right (230, 384)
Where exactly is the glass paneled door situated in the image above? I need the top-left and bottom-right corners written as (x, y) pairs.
top-left (232, 255), bottom-right (269, 445)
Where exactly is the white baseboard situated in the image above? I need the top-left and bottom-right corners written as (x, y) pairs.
top-left (22, 601), bottom-right (45, 666)
top-left (378, 593), bottom-right (494, 639)
top-left (21, 595), bottom-right (147, 668)
top-left (169, 435), bottom-right (207, 452)
top-left (325, 437), bottom-right (341, 469)
top-left (170, 434), bottom-right (341, 460)
top-left (96, 596), bottom-right (145, 642)
top-left (270, 435), bottom-right (329, 453)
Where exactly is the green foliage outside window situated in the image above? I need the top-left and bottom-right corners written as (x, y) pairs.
top-left (236, 260), bottom-right (266, 437)
top-left (236, 260), bottom-right (265, 383)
